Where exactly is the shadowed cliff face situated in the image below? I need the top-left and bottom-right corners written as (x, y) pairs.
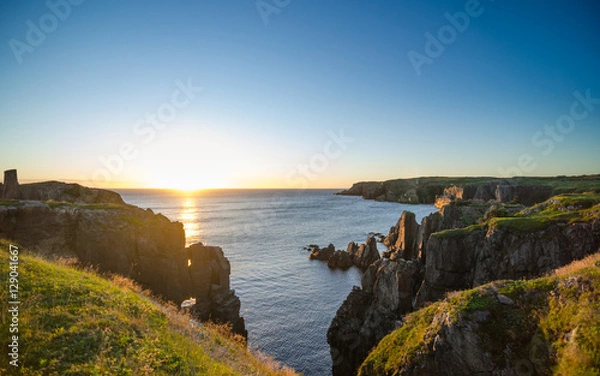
top-left (0, 186), bottom-right (246, 337)
top-left (416, 219), bottom-right (600, 306)
top-left (328, 193), bottom-right (600, 375)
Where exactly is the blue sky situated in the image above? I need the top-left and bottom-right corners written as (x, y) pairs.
top-left (0, 0), bottom-right (599, 188)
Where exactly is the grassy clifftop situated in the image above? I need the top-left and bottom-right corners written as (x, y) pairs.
top-left (431, 191), bottom-right (600, 239)
top-left (0, 239), bottom-right (296, 376)
top-left (359, 253), bottom-right (600, 375)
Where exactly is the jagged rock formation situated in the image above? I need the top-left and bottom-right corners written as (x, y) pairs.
top-left (328, 259), bottom-right (418, 375)
top-left (0, 171), bottom-right (246, 336)
top-left (308, 243), bottom-right (336, 261)
top-left (328, 249), bottom-right (354, 269)
top-left (329, 191), bottom-right (600, 375)
top-left (187, 243), bottom-right (246, 335)
top-left (383, 211), bottom-right (420, 260)
top-left (309, 236), bottom-right (380, 270)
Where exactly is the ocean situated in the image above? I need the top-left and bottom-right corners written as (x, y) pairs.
top-left (117, 189), bottom-right (437, 375)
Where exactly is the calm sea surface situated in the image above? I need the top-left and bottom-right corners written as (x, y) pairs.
top-left (117, 189), bottom-right (436, 375)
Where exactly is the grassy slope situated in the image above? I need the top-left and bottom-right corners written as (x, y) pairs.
top-left (359, 253), bottom-right (600, 376)
top-left (0, 239), bottom-right (297, 376)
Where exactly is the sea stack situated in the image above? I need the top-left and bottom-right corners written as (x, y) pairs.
top-left (3, 169), bottom-right (19, 199)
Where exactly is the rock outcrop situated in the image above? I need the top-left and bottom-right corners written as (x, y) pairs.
top-left (351, 236), bottom-right (381, 269)
top-left (415, 219), bottom-right (600, 306)
top-left (309, 237), bottom-right (380, 270)
top-left (328, 249), bottom-right (354, 269)
top-left (1, 169), bottom-right (124, 204)
top-left (308, 243), bottom-right (336, 261)
top-left (328, 259), bottom-right (419, 376)
top-left (336, 182), bottom-right (385, 200)
top-left (2, 169), bottom-right (20, 199)
top-left (495, 184), bottom-right (554, 206)
top-left (383, 211), bottom-right (420, 260)
top-left (0, 171), bottom-right (246, 337)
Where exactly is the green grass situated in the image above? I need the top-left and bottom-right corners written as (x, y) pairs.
top-left (513, 175), bottom-right (600, 194)
top-left (0, 199), bottom-right (22, 206)
top-left (490, 193), bottom-right (600, 232)
top-left (0, 239), bottom-right (297, 376)
top-left (478, 193), bottom-right (600, 233)
top-left (358, 254), bottom-right (600, 375)
top-left (430, 224), bottom-right (485, 239)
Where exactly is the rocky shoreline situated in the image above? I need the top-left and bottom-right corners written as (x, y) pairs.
top-left (327, 177), bottom-right (600, 375)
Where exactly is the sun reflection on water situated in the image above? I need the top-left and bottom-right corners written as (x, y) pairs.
top-left (180, 197), bottom-right (201, 246)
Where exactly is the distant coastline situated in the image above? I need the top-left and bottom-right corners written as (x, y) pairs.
top-left (336, 174), bottom-right (600, 204)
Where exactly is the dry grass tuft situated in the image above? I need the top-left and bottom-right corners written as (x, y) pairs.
top-left (554, 252), bottom-right (600, 277)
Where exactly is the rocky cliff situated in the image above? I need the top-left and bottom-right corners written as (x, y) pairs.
top-left (0, 170), bottom-right (246, 336)
top-left (329, 191), bottom-right (600, 375)
top-left (359, 253), bottom-right (600, 375)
